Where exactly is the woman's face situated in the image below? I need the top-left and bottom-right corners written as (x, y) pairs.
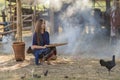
top-left (41, 21), bottom-right (46, 30)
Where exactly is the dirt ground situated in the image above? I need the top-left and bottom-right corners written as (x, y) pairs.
top-left (0, 31), bottom-right (120, 80)
top-left (0, 53), bottom-right (120, 80)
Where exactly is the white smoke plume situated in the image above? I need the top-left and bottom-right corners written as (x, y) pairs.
top-left (50, 0), bottom-right (74, 12)
top-left (50, 0), bottom-right (117, 58)
top-left (51, 0), bottom-right (93, 53)
top-left (0, 34), bottom-right (14, 53)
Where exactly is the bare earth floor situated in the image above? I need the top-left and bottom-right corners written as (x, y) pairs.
top-left (0, 54), bottom-right (120, 80)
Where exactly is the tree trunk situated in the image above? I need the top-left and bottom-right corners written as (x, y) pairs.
top-left (16, 0), bottom-right (22, 42)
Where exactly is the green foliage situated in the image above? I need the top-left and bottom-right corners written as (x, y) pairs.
top-left (94, 1), bottom-right (106, 12)
top-left (0, 0), bottom-right (5, 7)
top-left (0, 0), bottom-right (5, 21)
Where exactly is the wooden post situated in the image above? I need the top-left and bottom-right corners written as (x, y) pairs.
top-left (31, 0), bottom-right (36, 33)
top-left (32, 0), bottom-right (36, 33)
top-left (16, 0), bottom-right (22, 42)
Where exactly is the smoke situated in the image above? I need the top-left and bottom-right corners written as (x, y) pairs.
top-left (50, 0), bottom-right (117, 58)
top-left (50, 0), bottom-right (74, 12)
top-left (0, 34), bottom-right (14, 53)
top-left (0, 33), bottom-right (32, 54)
top-left (112, 40), bottom-right (120, 59)
top-left (50, 0), bottom-right (93, 53)
top-left (1, 0), bottom-right (120, 59)
top-left (50, 0), bottom-right (63, 12)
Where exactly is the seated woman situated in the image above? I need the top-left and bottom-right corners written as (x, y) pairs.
top-left (31, 18), bottom-right (56, 65)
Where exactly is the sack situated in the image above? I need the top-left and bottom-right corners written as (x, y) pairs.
top-left (27, 46), bottom-right (33, 54)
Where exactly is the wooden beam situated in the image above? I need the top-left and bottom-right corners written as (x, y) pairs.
top-left (0, 22), bottom-right (16, 30)
top-left (0, 27), bottom-right (31, 35)
top-left (46, 43), bottom-right (68, 48)
top-left (22, 14), bottom-right (32, 21)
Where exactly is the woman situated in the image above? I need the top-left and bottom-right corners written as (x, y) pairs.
top-left (31, 19), bottom-right (56, 65)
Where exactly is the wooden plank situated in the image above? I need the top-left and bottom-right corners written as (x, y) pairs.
top-left (46, 43), bottom-right (68, 48)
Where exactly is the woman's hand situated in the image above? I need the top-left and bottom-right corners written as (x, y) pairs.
top-left (31, 45), bottom-right (37, 49)
top-left (44, 45), bottom-right (48, 48)
top-left (42, 45), bottom-right (46, 48)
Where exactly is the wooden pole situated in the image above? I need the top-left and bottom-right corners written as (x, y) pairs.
top-left (32, 0), bottom-right (36, 33)
top-left (9, 0), bottom-right (12, 21)
top-left (16, 0), bottom-right (22, 42)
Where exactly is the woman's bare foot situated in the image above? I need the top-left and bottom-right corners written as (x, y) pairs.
top-left (39, 58), bottom-right (45, 65)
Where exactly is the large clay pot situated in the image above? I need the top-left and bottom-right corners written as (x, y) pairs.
top-left (12, 42), bottom-right (25, 61)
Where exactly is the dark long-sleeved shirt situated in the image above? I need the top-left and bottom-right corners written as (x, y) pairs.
top-left (32, 31), bottom-right (50, 46)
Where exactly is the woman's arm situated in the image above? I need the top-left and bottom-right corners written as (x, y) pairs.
top-left (31, 45), bottom-right (46, 49)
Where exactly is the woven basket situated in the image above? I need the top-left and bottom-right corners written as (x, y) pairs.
top-left (12, 42), bottom-right (25, 61)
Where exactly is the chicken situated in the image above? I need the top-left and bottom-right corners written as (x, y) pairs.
top-left (99, 55), bottom-right (116, 75)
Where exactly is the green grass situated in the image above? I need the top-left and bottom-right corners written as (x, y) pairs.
top-left (93, 0), bottom-right (114, 12)
top-left (0, 0), bottom-right (5, 10)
